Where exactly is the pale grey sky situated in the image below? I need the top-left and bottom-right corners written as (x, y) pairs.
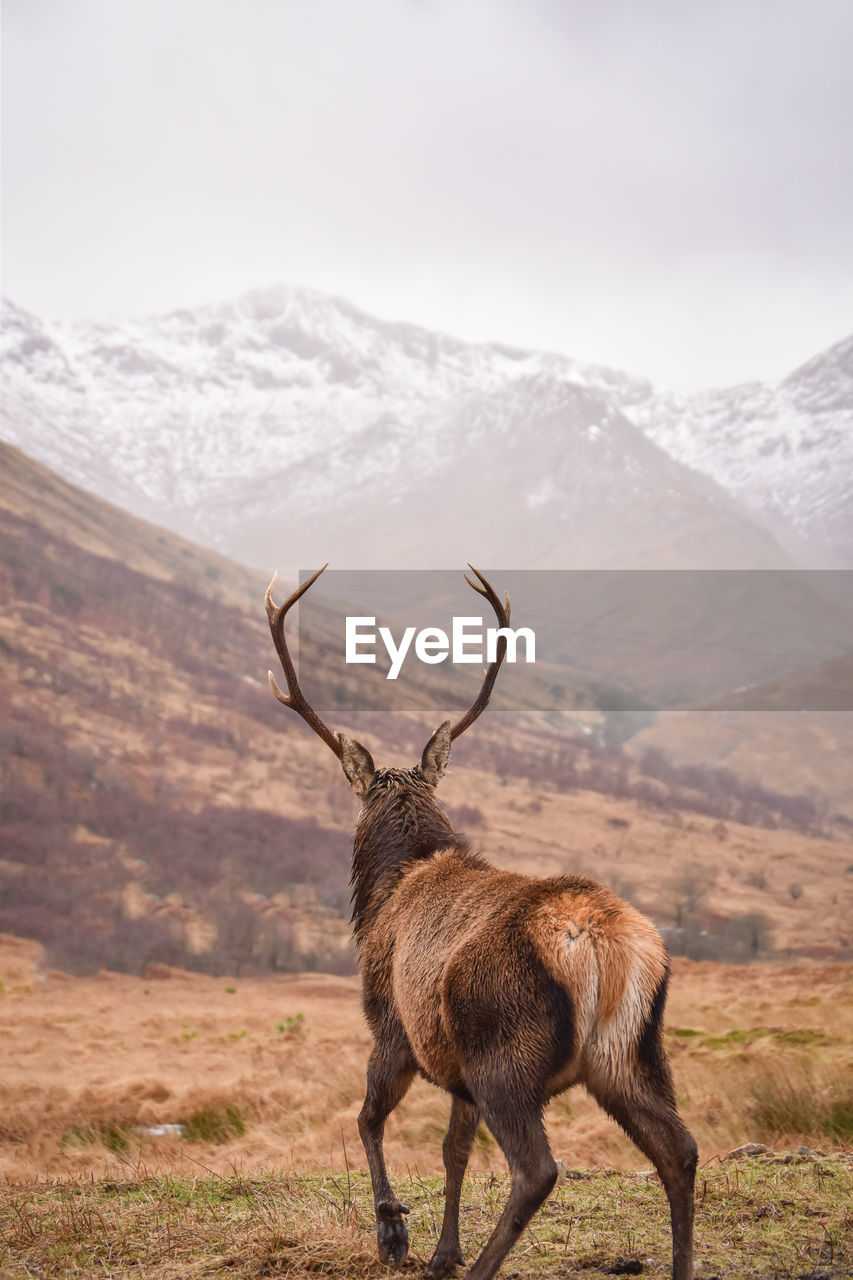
top-left (2, 0), bottom-right (852, 389)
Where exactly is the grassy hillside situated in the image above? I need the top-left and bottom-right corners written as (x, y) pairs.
top-left (1, 440), bottom-right (851, 975)
top-left (1, 937), bottom-right (851, 1276)
top-left (0, 442), bottom-right (357, 974)
top-left (627, 659), bottom-right (853, 822)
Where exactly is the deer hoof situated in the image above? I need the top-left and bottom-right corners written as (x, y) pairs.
top-left (376, 1200), bottom-right (410, 1265)
top-left (377, 1217), bottom-right (409, 1265)
top-left (426, 1245), bottom-right (465, 1277)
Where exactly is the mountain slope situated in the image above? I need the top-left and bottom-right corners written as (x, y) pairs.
top-left (0, 441), bottom-right (358, 975)
top-left (1, 442), bottom-right (851, 969)
top-left (1, 289), bottom-right (822, 571)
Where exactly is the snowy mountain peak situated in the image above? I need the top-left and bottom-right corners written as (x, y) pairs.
top-left (624, 331), bottom-right (853, 561)
top-left (781, 333), bottom-right (853, 413)
top-left (1, 289), bottom-right (850, 568)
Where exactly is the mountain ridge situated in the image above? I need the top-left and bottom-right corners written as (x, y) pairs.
top-left (627, 333), bottom-right (853, 561)
top-left (2, 288), bottom-right (850, 570)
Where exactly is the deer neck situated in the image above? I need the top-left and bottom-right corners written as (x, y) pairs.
top-left (350, 788), bottom-right (456, 939)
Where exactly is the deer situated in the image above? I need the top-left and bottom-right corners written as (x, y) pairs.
top-left (265, 565), bottom-right (697, 1280)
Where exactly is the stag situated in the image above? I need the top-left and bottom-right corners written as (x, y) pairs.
top-left (266, 566), bottom-right (697, 1280)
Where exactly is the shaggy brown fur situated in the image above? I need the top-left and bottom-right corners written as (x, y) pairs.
top-left (337, 726), bottom-right (697, 1280)
top-left (266, 572), bottom-right (696, 1280)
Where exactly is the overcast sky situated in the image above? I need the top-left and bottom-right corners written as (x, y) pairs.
top-left (3, 0), bottom-right (852, 390)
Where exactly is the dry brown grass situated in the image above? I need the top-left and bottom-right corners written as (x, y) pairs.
top-left (1, 1158), bottom-right (851, 1279)
top-left (1, 935), bottom-right (851, 1187)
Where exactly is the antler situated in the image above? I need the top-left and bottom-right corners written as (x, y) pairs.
top-left (265, 564), bottom-right (344, 760)
top-left (267, 563), bottom-right (509, 753)
top-left (448, 566), bottom-right (511, 741)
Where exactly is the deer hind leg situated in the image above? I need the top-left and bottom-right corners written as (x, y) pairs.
top-left (588, 1064), bottom-right (697, 1280)
top-left (427, 1095), bottom-right (480, 1278)
top-left (357, 1039), bottom-right (416, 1265)
top-left (463, 1102), bottom-right (558, 1280)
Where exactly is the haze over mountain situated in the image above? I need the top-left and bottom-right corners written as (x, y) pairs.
top-left (2, 288), bottom-right (849, 571)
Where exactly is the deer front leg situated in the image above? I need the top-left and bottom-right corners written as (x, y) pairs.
top-left (358, 1043), bottom-right (416, 1265)
top-left (428, 1095), bottom-right (480, 1278)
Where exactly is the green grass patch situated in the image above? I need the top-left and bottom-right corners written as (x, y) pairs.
top-left (475, 1123), bottom-right (497, 1155)
top-left (669, 1025), bottom-right (829, 1051)
top-left (180, 1105), bottom-right (247, 1145)
top-left (61, 1121), bottom-right (133, 1155)
top-left (747, 1063), bottom-right (853, 1142)
top-left (276, 1012), bottom-right (305, 1035)
top-left (824, 1099), bottom-right (853, 1142)
top-left (774, 1028), bottom-right (827, 1045)
top-left (0, 1160), bottom-right (850, 1279)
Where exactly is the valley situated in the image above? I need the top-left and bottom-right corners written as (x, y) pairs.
top-left (2, 442), bottom-right (852, 981)
top-left (1, 933), bottom-right (851, 1184)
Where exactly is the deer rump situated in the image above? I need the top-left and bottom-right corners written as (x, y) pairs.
top-left (365, 847), bottom-right (670, 1109)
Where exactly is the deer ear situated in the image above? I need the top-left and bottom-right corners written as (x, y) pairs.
top-left (420, 721), bottom-right (452, 787)
top-left (337, 734), bottom-right (375, 797)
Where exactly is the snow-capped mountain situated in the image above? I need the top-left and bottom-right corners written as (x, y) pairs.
top-left (626, 336), bottom-right (853, 561)
top-left (1, 288), bottom-right (849, 570)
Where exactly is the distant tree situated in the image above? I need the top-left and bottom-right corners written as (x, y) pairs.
top-left (668, 861), bottom-right (718, 927)
top-left (726, 912), bottom-right (772, 959)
